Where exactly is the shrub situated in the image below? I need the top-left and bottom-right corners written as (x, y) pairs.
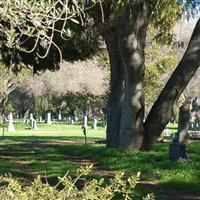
top-left (0, 165), bottom-right (155, 200)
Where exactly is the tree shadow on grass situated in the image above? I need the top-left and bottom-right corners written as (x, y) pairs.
top-left (1, 138), bottom-right (200, 199)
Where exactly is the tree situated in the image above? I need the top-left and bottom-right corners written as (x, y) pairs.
top-left (143, 17), bottom-right (200, 149)
top-left (1, 0), bottom-right (200, 150)
top-left (0, 61), bottom-right (27, 112)
top-left (17, 58), bottom-right (108, 118)
top-left (93, 1), bottom-right (183, 149)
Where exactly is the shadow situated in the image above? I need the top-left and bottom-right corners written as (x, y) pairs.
top-left (0, 136), bottom-right (200, 198)
top-left (1, 135), bottom-right (103, 142)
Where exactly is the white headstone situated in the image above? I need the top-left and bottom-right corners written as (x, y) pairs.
top-left (93, 118), bottom-right (98, 129)
top-left (33, 120), bottom-right (37, 129)
top-left (74, 115), bottom-right (78, 122)
top-left (71, 119), bottom-right (74, 125)
top-left (30, 118), bottom-right (34, 128)
top-left (68, 116), bottom-right (71, 124)
top-left (47, 113), bottom-right (52, 125)
top-left (83, 115), bottom-right (88, 129)
top-left (8, 113), bottom-right (15, 132)
top-left (39, 116), bottom-right (43, 122)
top-left (58, 110), bottom-right (62, 120)
top-left (163, 129), bottom-right (170, 137)
top-left (30, 113), bottom-right (34, 120)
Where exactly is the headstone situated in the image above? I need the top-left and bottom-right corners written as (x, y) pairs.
top-left (71, 119), bottom-right (74, 125)
top-left (23, 110), bottom-right (29, 124)
top-left (47, 113), bottom-right (52, 125)
top-left (30, 118), bottom-right (34, 128)
top-left (169, 101), bottom-right (190, 161)
top-left (30, 113), bottom-right (34, 120)
top-left (163, 129), bottom-right (171, 137)
top-left (93, 117), bottom-right (98, 129)
top-left (169, 143), bottom-right (188, 161)
top-left (189, 122), bottom-right (193, 129)
top-left (74, 115), bottom-right (78, 122)
top-left (68, 116), bottom-right (71, 124)
top-left (39, 116), bottom-right (43, 122)
top-left (83, 115), bottom-right (88, 129)
top-left (58, 110), bottom-right (62, 120)
top-left (8, 113), bottom-right (15, 133)
top-left (33, 120), bottom-right (37, 129)
top-left (104, 120), bottom-right (107, 130)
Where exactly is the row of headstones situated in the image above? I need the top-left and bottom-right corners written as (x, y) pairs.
top-left (4, 112), bottom-right (107, 134)
top-left (189, 122), bottom-right (200, 129)
top-left (26, 112), bottom-right (107, 130)
top-left (83, 115), bottom-right (107, 130)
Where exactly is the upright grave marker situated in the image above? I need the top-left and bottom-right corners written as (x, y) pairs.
top-left (93, 117), bottom-right (98, 129)
top-left (8, 113), bottom-right (15, 133)
top-left (47, 113), bottom-right (52, 125)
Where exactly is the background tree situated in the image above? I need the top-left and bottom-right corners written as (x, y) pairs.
top-left (11, 57), bottom-right (109, 119)
top-left (0, 61), bottom-right (28, 113)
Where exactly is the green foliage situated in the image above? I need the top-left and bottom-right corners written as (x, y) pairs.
top-left (0, 166), bottom-right (152, 200)
top-left (144, 27), bottom-right (178, 107)
top-left (150, 0), bottom-right (182, 44)
top-left (0, 0), bottom-right (101, 72)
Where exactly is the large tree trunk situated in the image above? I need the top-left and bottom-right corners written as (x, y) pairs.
top-left (103, 1), bottom-right (150, 148)
top-left (143, 18), bottom-right (200, 150)
top-left (103, 26), bottom-right (125, 147)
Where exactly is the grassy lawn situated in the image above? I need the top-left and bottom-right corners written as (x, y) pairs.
top-left (0, 122), bottom-right (200, 199)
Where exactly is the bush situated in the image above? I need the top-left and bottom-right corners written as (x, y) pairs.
top-left (0, 165), bottom-right (155, 200)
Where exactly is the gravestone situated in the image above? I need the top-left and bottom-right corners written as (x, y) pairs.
top-left (67, 116), bottom-right (71, 124)
top-left (58, 110), bottom-right (62, 120)
top-left (169, 101), bottom-right (190, 161)
top-left (8, 113), bottom-right (15, 133)
top-left (39, 116), bottom-right (43, 122)
top-left (30, 113), bottom-right (34, 120)
top-left (189, 122), bottom-right (194, 129)
top-left (30, 118), bottom-right (34, 128)
top-left (83, 115), bottom-right (88, 129)
top-left (163, 129), bottom-right (171, 137)
top-left (47, 113), bottom-right (52, 125)
top-left (74, 115), bottom-right (78, 122)
top-left (33, 120), bottom-right (37, 129)
top-left (93, 117), bottom-right (98, 129)
top-left (23, 110), bottom-right (29, 124)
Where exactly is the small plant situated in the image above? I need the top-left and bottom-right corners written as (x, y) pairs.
top-left (0, 165), bottom-right (154, 200)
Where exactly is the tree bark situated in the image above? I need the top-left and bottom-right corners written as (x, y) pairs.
top-left (117, 2), bottom-right (149, 148)
top-left (103, 25), bottom-right (125, 148)
top-left (143, 18), bottom-right (200, 150)
top-left (103, 1), bottom-right (150, 148)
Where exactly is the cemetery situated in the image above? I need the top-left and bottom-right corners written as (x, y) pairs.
top-left (1, 1), bottom-right (200, 200)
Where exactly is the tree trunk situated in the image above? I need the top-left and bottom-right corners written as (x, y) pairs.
top-left (103, 26), bottom-right (125, 148)
top-left (143, 18), bottom-right (200, 150)
top-left (103, 1), bottom-right (150, 148)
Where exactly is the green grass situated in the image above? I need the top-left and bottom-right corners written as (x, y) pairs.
top-left (0, 121), bottom-right (106, 142)
top-left (0, 122), bottom-right (200, 198)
